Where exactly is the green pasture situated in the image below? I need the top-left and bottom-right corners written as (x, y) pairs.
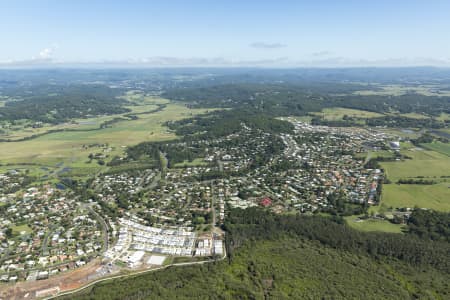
top-left (381, 183), bottom-right (450, 211)
top-left (344, 216), bottom-right (404, 233)
top-left (11, 224), bottom-right (32, 235)
top-left (436, 112), bottom-right (450, 121)
top-left (310, 107), bottom-right (383, 120)
top-left (353, 84), bottom-right (450, 97)
top-left (381, 149), bottom-right (450, 180)
top-left (377, 146), bottom-right (450, 211)
top-left (420, 141), bottom-right (450, 156)
top-left (173, 158), bottom-right (209, 168)
top-left (0, 94), bottom-right (166, 141)
top-left (0, 100), bottom-right (215, 176)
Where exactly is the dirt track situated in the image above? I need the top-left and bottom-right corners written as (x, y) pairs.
top-left (0, 259), bottom-right (102, 299)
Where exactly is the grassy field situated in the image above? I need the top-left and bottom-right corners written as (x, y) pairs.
top-left (0, 114), bottom-right (139, 141)
top-left (391, 112), bottom-right (428, 119)
top-left (377, 146), bottom-right (450, 211)
top-left (279, 115), bottom-right (313, 124)
top-left (420, 141), bottom-right (450, 156)
top-left (0, 94), bottom-right (216, 178)
top-left (0, 93), bottom-right (168, 141)
top-left (368, 150), bottom-right (396, 159)
top-left (173, 158), bottom-right (209, 168)
top-left (381, 183), bottom-right (450, 211)
top-left (344, 216), bottom-right (404, 233)
top-left (11, 224), bottom-right (32, 235)
top-left (380, 128), bottom-right (422, 139)
top-left (381, 149), bottom-right (450, 180)
top-left (353, 84), bottom-right (450, 97)
top-left (436, 112), bottom-right (450, 121)
top-left (310, 107), bottom-right (383, 120)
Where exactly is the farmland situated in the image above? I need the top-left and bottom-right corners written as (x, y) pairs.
top-left (0, 93), bottom-right (167, 141)
top-left (0, 68), bottom-right (449, 299)
top-left (381, 183), bottom-right (450, 212)
top-left (420, 141), bottom-right (450, 156)
top-left (310, 107), bottom-right (383, 120)
top-left (381, 149), bottom-right (450, 180)
top-left (0, 93), bottom-right (216, 178)
top-left (377, 147), bottom-right (450, 212)
top-left (353, 84), bottom-right (450, 97)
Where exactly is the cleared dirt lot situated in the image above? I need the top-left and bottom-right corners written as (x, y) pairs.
top-left (0, 259), bottom-right (102, 299)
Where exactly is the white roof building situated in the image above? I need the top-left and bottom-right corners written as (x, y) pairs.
top-left (147, 255), bottom-right (166, 266)
top-left (127, 250), bottom-right (145, 267)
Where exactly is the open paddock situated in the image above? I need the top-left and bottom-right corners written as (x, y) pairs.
top-left (381, 183), bottom-right (450, 212)
top-left (310, 107), bottom-right (383, 121)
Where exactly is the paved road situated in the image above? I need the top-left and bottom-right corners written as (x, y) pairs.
top-left (83, 203), bottom-right (109, 252)
top-left (210, 181), bottom-right (217, 226)
top-left (217, 160), bottom-right (224, 172)
top-left (45, 248), bottom-right (226, 300)
top-left (41, 224), bottom-right (58, 256)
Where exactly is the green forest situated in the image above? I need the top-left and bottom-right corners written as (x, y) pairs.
top-left (61, 208), bottom-right (449, 300)
top-left (0, 85), bottom-right (128, 124)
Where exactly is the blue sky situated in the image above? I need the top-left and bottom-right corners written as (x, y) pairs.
top-left (1, 0), bottom-right (450, 67)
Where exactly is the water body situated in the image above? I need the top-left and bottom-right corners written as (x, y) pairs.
top-left (55, 183), bottom-right (66, 190)
top-left (431, 130), bottom-right (450, 139)
top-left (58, 167), bottom-right (72, 174)
top-left (401, 129), bottom-right (415, 134)
top-left (78, 120), bottom-right (97, 125)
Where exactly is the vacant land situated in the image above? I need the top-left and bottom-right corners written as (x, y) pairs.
top-left (173, 158), bottom-right (209, 168)
top-left (436, 112), bottom-right (450, 121)
top-left (353, 84), bottom-right (450, 97)
top-left (380, 128), bottom-right (422, 139)
top-left (0, 95), bottom-right (216, 178)
top-left (420, 141), bottom-right (450, 156)
top-left (391, 112), bottom-right (429, 119)
top-left (11, 224), bottom-right (32, 235)
top-left (310, 107), bottom-right (383, 120)
top-left (0, 94), bottom-right (167, 141)
top-left (375, 147), bottom-right (450, 212)
top-left (344, 216), bottom-right (404, 233)
top-left (381, 149), bottom-right (450, 180)
top-left (279, 115), bottom-right (313, 124)
top-left (381, 183), bottom-right (450, 211)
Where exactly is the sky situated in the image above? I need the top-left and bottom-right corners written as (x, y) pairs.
top-left (1, 0), bottom-right (450, 67)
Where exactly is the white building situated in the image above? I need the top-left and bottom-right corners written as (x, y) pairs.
top-left (127, 250), bottom-right (145, 267)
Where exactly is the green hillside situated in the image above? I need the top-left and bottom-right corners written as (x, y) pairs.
top-left (61, 238), bottom-right (448, 300)
top-left (62, 209), bottom-right (449, 300)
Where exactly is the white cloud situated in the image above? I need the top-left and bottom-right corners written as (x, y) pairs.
top-left (38, 47), bottom-right (54, 59)
top-left (0, 44), bottom-right (60, 66)
top-left (1, 53), bottom-right (450, 68)
top-left (311, 51), bottom-right (332, 57)
top-left (250, 42), bottom-right (286, 49)
top-left (295, 56), bottom-right (450, 67)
